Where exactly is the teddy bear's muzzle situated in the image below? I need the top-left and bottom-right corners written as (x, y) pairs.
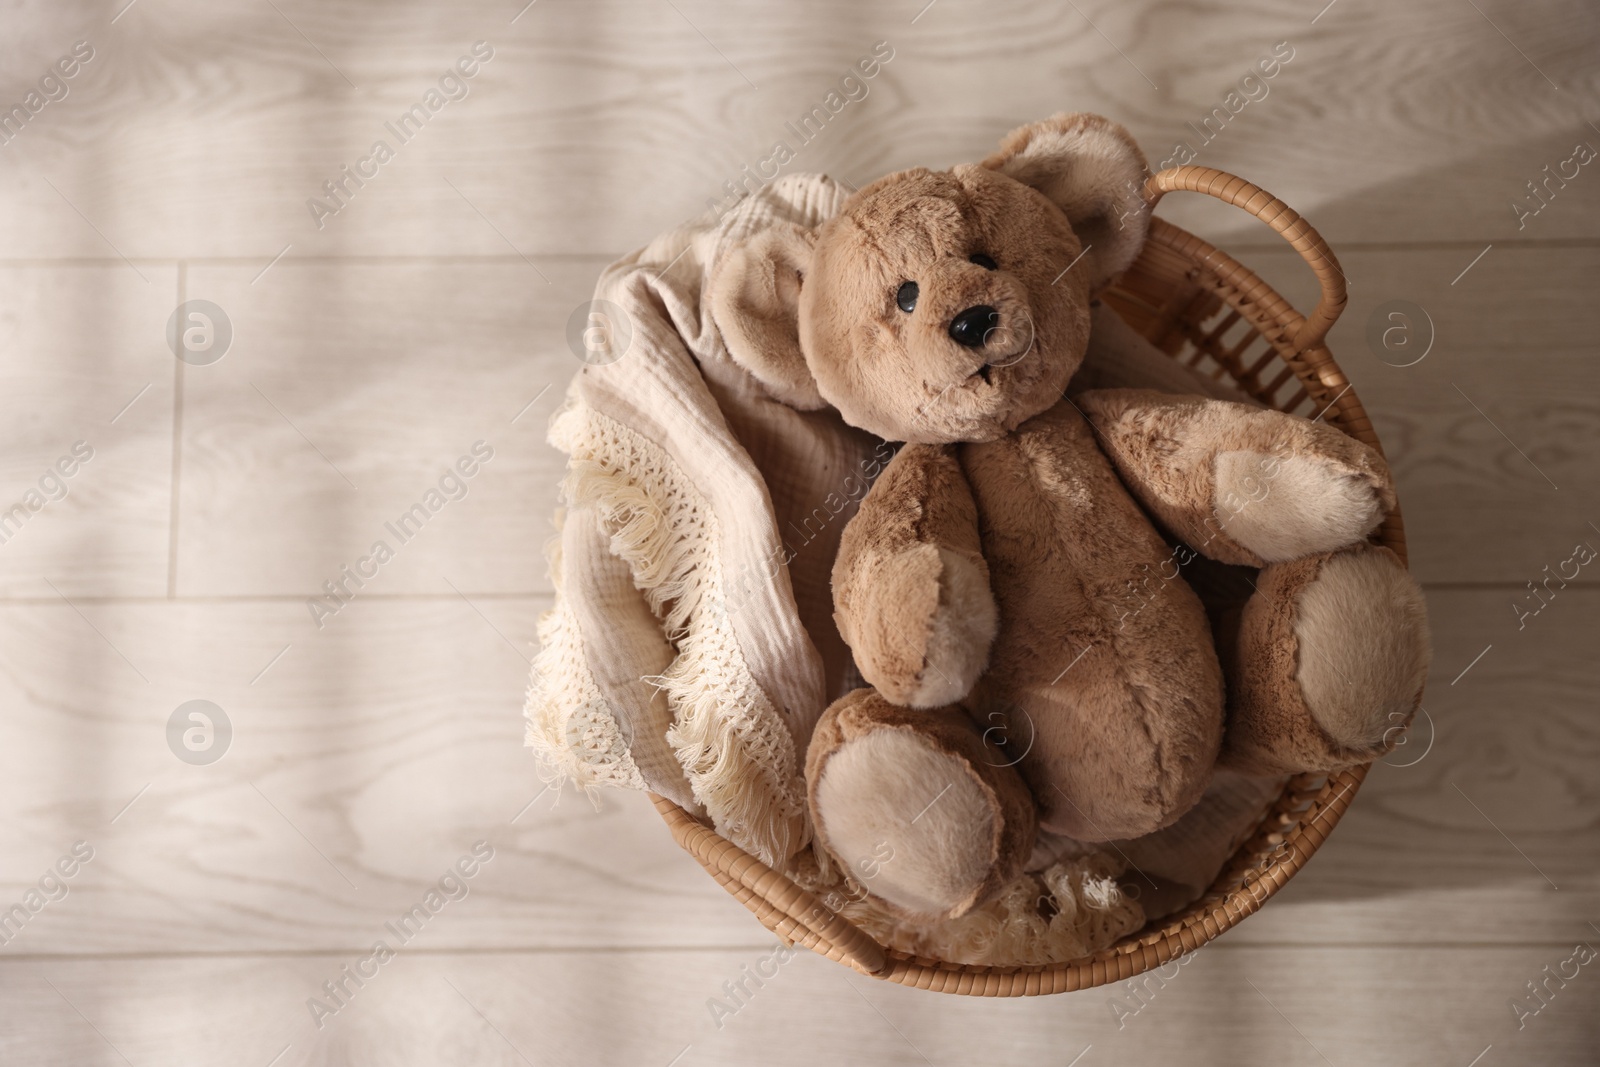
top-left (955, 308), bottom-right (1036, 387)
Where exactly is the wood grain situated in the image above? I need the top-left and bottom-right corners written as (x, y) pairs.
top-left (172, 259), bottom-right (591, 598)
top-left (1, 944), bottom-right (1596, 1067)
top-left (0, 0), bottom-right (1596, 258)
top-left (0, 265), bottom-right (176, 599)
top-left (0, 591), bottom-right (1592, 957)
top-left (0, 596), bottom-right (756, 955)
top-left (1201, 243), bottom-right (1600, 585)
top-left (165, 244), bottom-right (1600, 596)
top-left (1, 0), bottom-right (1597, 1060)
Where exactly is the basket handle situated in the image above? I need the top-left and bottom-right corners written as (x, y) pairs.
top-left (1143, 166), bottom-right (1348, 351)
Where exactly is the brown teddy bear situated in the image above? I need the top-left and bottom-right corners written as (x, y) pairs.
top-left (709, 113), bottom-right (1430, 922)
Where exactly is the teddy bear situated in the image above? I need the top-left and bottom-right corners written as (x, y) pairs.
top-left (708, 113), bottom-right (1431, 922)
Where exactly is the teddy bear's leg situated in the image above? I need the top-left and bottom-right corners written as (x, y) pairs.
top-left (1221, 542), bottom-right (1431, 775)
top-left (805, 688), bottom-right (1036, 922)
top-left (1076, 387), bottom-right (1396, 567)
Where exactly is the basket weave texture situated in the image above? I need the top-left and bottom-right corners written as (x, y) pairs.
top-left (651, 165), bottom-right (1409, 996)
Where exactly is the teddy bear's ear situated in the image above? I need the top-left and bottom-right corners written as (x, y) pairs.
top-left (708, 222), bottom-right (827, 411)
top-left (981, 112), bottom-right (1151, 292)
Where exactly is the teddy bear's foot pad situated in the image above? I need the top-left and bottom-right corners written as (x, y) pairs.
top-left (805, 689), bottom-right (1035, 921)
top-left (1222, 543), bottom-right (1431, 775)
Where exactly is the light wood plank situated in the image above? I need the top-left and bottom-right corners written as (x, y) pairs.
top-left (0, 590), bottom-right (1593, 957)
top-left (0, 264), bottom-right (177, 598)
top-left (1, 1), bottom-right (1597, 258)
top-left (2, 944), bottom-right (1596, 1066)
top-left (0, 596), bottom-right (751, 955)
top-left (167, 244), bottom-right (1600, 596)
top-left (173, 260), bottom-right (588, 597)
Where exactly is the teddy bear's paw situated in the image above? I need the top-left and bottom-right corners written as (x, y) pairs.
top-left (806, 692), bottom-right (1035, 922)
top-left (1213, 450), bottom-right (1387, 563)
top-left (1221, 543), bottom-right (1431, 776)
top-left (849, 547), bottom-right (997, 709)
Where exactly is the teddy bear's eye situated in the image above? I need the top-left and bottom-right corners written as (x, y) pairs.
top-left (969, 253), bottom-right (998, 270)
top-left (896, 281), bottom-right (919, 313)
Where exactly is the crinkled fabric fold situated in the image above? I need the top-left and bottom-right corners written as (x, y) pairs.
top-left (526, 175), bottom-right (852, 867)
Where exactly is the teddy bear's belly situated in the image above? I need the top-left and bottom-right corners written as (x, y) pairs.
top-left (960, 400), bottom-right (1225, 839)
top-left (959, 401), bottom-right (1212, 677)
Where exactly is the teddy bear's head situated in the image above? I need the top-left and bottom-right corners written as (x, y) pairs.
top-left (712, 113), bottom-right (1152, 444)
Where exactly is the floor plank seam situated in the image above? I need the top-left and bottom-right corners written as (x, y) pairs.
top-left (4, 236), bottom-right (1600, 269)
top-left (1, 939), bottom-right (1589, 964)
top-left (0, 582), bottom-right (1585, 606)
top-left (165, 261), bottom-right (186, 600)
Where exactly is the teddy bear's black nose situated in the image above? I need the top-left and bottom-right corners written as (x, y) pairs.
top-left (948, 305), bottom-right (1000, 348)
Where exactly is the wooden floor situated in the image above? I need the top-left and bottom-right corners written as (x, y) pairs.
top-left (1, 1), bottom-right (1597, 1063)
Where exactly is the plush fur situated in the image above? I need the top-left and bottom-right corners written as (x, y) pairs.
top-left (799, 164), bottom-right (1094, 444)
top-left (980, 112), bottom-right (1152, 290)
top-left (709, 111), bottom-right (1432, 915)
top-left (831, 443), bottom-right (996, 708)
top-left (956, 402), bottom-right (1226, 839)
top-left (1077, 387), bottom-right (1396, 567)
top-left (1215, 453), bottom-right (1387, 562)
top-left (709, 224), bottom-right (826, 411)
top-left (1223, 543), bottom-right (1431, 775)
top-left (806, 688), bottom-right (1036, 920)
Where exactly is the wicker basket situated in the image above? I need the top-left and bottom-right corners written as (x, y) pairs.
top-left (651, 164), bottom-right (1409, 996)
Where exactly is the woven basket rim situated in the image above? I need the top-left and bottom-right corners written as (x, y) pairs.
top-left (653, 164), bottom-right (1411, 996)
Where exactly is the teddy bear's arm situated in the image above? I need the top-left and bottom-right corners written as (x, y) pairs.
top-left (1076, 387), bottom-right (1396, 566)
top-left (832, 444), bottom-right (997, 708)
